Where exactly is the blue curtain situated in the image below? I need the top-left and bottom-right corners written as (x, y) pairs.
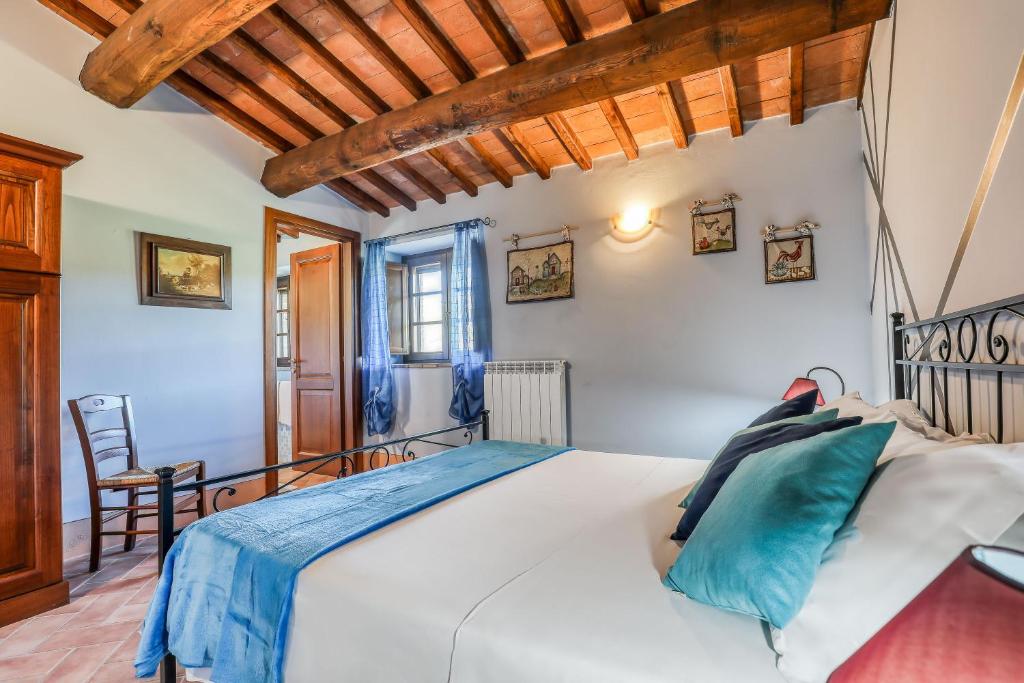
top-left (448, 220), bottom-right (492, 423)
top-left (361, 241), bottom-right (395, 436)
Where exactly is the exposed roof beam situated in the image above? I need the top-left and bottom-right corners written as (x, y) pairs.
top-left (501, 126), bottom-right (552, 180)
top-left (719, 64), bottom-right (744, 137)
top-left (79, 0), bottom-right (279, 108)
top-left (856, 23), bottom-right (875, 109)
top-left (545, 113), bottom-right (593, 171)
top-left (262, 5), bottom-right (391, 115)
top-left (789, 43), bottom-right (805, 125)
top-left (390, 0), bottom-right (475, 83)
top-left (330, 0), bottom-right (516, 193)
top-left (426, 148), bottom-right (479, 197)
top-left (621, 0), bottom-right (651, 23)
top-left (543, 0), bottom-right (585, 44)
top-left (391, 159), bottom-right (447, 204)
top-left (321, 0), bottom-right (432, 100)
top-left (463, 138), bottom-right (514, 188)
top-left (598, 98), bottom-right (639, 160)
top-left (263, 0), bottom-right (890, 194)
top-left (48, 0), bottom-right (389, 215)
top-left (656, 82), bottom-right (689, 148)
top-left (463, 0), bottom-right (526, 65)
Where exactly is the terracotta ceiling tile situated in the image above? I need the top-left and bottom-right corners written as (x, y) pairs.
top-left (434, 3), bottom-right (481, 37)
top-left (806, 34), bottom-right (866, 68)
top-left (421, 0), bottom-right (466, 13)
top-left (575, 127), bottom-right (615, 147)
top-left (743, 96), bottom-right (788, 121)
top-left (805, 80), bottom-right (858, 109)
top-left (424, 71), bottom-right (461, 94)
top-left (378, 164), bottom-right (428, 201)
top-left (280, 0), bottom-right (322, 17)
top-left (587, 139), bottom-right (622, 160)
top-left (347, 173), bottom-right (400, 208)
top-left (633, 126), bottom-right (671, 148)
top-left (681, 74), bottom-right (722, 101)
top-left (582, 4), bottom-right (630, 36)
top-left (348, 0), bottom-right (391, 16)
top-left (533, 139), bottom-right (571, 166)
top-left (739, 76), bottom-right (787, 107)
top-left (566, 108), bottom-right (608, 132)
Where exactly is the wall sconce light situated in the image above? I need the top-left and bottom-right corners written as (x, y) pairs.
top-left (612, 204), bottom-right (654, 241)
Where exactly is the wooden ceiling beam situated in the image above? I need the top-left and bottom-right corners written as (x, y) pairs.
top-left (856, 23), bottom-right (875, 109)
top-left (656, 82), bottom-right (689, 148)
top-left (390, 0), bottom-right (475, 83)
top-left (719, 64), bottom-right (744, 137)
top-left (322, 0), bottom-right (513, 196)
top-left (78, 0), bottom-right (279, 108)
top-left (621, 0), bottom-right (652, 23)
top-left (545, 113), bottom-right (592, 171)
top-left (262, 5), bottom-right (390, 116)
top-left (789, 43), bottom-right (805, 125)
top-left (262, 0), bottom-right (890, 194)
top-left (541, 0), bottom-right (637, 163)
top-left (598, 98), bottom-right (639, 160)
top-left (46, 0), bottom-right (391, 215)
top-left (463, 0), bottom-right (526, 65)
top-left (426, 148), bottom-right (479, 197)
top-left (321, 0), bottom-right (432, 100)
top-left (501, 126), bottom-right (552, 180)
top-left (464, 138), bottom-right (514, 188)
top-left (392, 159), bottom-right (447, 204)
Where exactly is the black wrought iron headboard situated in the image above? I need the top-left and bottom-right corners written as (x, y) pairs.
top-left (892, 293), bottom-right (1024, 443)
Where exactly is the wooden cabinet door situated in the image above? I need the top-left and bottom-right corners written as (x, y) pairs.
top-left (0, 156), bottom-right (62, 275)
top-left (0, 270), bottom-right (63, 606)
top-left (290, 243), bottom-right (345, 475)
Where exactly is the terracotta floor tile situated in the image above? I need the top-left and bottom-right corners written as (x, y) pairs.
top-left (0, 648), bottom-right (70, 680)
top-left (0, 615), bottom-right (75, 658)
top-left (35, 621), bottom-right (138, 652)
top-left (105, 602), bottom-right (149, 625)
top-left (107, 632), bottom-right (140, 663)
top-left (126, 578), bottom-right (157, 605)
top-left (86, 575), bottom-right (153, 598)
top-left (45, 642), bottom-right (117, 682)
top-left (44, 594), bottom-right (97, 616)
top-left (61, 592), bottom-right (137, 630)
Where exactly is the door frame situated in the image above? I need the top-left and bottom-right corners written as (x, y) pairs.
top-left (263, 207), bottom-right (361, 495)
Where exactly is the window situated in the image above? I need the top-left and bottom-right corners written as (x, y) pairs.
top-left (275, 276), bottom-right (290, 367)
top-left (387, 249), bottom-right (451, 364)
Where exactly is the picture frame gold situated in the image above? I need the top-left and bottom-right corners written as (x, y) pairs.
top-left (137, 232), bottom-right (232, 309)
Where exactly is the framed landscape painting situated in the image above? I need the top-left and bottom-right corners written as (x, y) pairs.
top-left (764, 235), bottom-right (815, 284)
top-left (692, 207), bottom-right (736, 254)
top-left (138, 232), bottom-right (232, 309)
top-left (506, 241), bottom-right (574, 304)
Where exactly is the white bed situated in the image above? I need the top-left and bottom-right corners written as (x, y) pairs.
top-left (188, 449), bottom-right (783, 683)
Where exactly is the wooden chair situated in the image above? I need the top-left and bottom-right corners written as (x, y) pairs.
top-left (68, 394), bottom-right (207, 572)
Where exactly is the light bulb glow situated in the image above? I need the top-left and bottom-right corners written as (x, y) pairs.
top-left (618, 204), bottom-right (651, 234)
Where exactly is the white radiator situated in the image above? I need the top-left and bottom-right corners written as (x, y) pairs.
top-left (484, 360), bottom-right (569, 446)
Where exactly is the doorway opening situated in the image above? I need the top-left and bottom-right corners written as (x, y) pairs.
top-left (263, 208), bottom-right (361, 496)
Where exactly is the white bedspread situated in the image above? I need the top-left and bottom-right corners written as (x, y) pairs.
top-left (190, 450), bottom-right (784, 682)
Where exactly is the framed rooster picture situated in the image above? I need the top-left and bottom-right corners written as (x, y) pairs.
top-left (691, 208), bottom-right (736, 254)
top-left (764, 235), bottom-right (815, 284)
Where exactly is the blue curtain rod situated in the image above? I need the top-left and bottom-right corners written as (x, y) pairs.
top-left (365, 216), bottom-right (496, 246)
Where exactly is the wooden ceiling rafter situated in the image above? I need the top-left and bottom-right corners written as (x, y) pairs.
top-left (79, 0), bottom-right (280, 107)
top-left (502, 125), bottom-right (552, 179)
top-left (656, 82), bottom-right (690, 148)
top-left (790, 43), bottom-right (805, 125)
top-left (537, 0), bottom-right (633, 166)
top-left (315, 0), bottom-right (515, 193)
top-left (426, 148), bottom-right (479, 197)
top-left (44, 0), bottom-right (390, 215)
top-left (463, 138), bottom-right (514, 188)
top-left (261, 0), bottom-right (891, 194)
top-left (719, 64), bottom-right (744, 137)
top-left (855, 23), bottom-right (876, 108)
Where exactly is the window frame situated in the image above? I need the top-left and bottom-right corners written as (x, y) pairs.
top-left (275, 275), bottom-right (291, 368)
top-left (403, 248), bottom-right (451, 364)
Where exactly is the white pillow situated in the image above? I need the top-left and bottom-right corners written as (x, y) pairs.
top-left (878, 398), bottom-right (994, 445)
top-left (822, 392), bottom-right (993, 461)
top-left (771, 441), bottom-right (1024, 683)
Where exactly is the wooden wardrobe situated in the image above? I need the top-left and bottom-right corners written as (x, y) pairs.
top-left (0, 133), bottom-right (80, 626)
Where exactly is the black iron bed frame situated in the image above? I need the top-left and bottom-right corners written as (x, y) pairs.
top-left (152, 411), bottom-right (490, 682)
top-left (892, 293), bottom-right (1024, 443)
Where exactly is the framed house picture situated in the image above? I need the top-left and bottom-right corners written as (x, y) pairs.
top-left (692, 207), bottom-right (736, 254)
top-left (138, 232), bottom-right (232, 309)
top-left (506, 241), bottom-right (574, 304)
top-left (764, 235), bottom-right (815, 284)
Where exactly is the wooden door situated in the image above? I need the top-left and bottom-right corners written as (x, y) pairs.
top-left (290, 243), bottom-right (344, 475)
top-left (0, 270), bottom-right (65, 623)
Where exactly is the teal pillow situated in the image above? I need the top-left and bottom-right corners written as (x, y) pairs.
top-left (680, 409), bottom-right (839, 508)
top-left (663, 421), bottom-right (896, 629)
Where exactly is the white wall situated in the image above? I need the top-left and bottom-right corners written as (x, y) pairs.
top-left (861, 1), bottom-right (1024, 412)
top-left (370, 104), bottom-right (874, 459)
top-left (0, 1), bottom-right (367, 522)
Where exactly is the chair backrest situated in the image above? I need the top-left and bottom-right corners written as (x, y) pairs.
top-left (68, 394), bottom-right (140, 483)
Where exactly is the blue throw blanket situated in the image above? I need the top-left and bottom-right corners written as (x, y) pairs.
top-left (135, 440), bottom-right (571, 682)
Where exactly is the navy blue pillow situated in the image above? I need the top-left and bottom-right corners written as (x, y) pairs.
top-left (672, 416), bottom-right (864, 540)
top-left (747, 389), bottom-right (819, 428)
